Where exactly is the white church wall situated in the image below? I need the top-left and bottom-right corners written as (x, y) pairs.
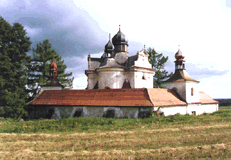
top-left (87, 72), bottom-right (98, 89)
top-left (187, 104), bottom-right (218, 115)
top-left (98, 68), bottom-right (125, 89)
top-left (159, 106), bottom-right (187, 116)
top-left (133, 69), bottom-right (154, 88)
top-left (185, 81), bottom-right (200, 103)
top-left (162, 82), bottom-right (186, 101)
top-left (162, 81), bottom-right (200, 104)
top-left (186, 104), bottom-right (201, 115)
top-left (125, 71), bottom-right (135, 88)
top-left (89, 61), bottom-right (100, 70)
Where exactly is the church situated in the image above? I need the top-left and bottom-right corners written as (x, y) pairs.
top-left (28, 27), bottom-right (218, 119)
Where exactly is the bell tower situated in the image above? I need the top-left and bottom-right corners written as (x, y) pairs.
top-left (175, 45), bottom-right (185, 70)
top-left (162, 46), bottom-right (200, 104)
top-left (40, 57), bottom-right (64, 94)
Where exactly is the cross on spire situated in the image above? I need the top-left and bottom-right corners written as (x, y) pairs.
top-left (119, 24), bottom-right (121, 31)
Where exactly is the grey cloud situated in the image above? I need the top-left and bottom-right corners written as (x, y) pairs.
top-left (1, 0), bottom-right (106, 59)
top-left (185, 63), bottom-right (229, 79)
top-left (0, 0), bottom-right (182, 81)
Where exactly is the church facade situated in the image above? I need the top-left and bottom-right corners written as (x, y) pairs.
top-left (85, 28), bottom-right (155, 90)
top-left (28, 27), bottom-right (218, 119)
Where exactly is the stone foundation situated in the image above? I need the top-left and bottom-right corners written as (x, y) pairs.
top-left (27, 106), bottom-right (152, 119)
top-left (27, 103), bottom-right (218, 119)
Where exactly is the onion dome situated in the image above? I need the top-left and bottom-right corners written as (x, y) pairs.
top-left (112, 25), bottom-right (128, 46)
top-left (104, 33), bottom-right (114, 53)
top-left (175, 46), bottom-right (184, 61)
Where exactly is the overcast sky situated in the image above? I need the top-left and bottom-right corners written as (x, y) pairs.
top-left (1, 0), bottom-right (231, 98)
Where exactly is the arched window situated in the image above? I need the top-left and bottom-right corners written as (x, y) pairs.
top-left (122, 79), bottom-right (131, 89)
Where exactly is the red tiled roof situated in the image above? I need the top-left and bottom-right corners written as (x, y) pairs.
top-left (29, 88), bottom-right (153, 106)
top-left (28, 88), bottom-right (186, 107)
top-left (147, 88), bottom-right (186, 107)
top-left (28, 89), bottom-right (217, 107)
top-left (199, 91), bottom-right (218, 104)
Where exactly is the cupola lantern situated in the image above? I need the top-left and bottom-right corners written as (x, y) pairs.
top-left (174, 45), bottom-right (185, 70)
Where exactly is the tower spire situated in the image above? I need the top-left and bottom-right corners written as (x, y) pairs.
top-left (175, 45), bottom-right (185, 70)
top-left (49, 57), bottom-right (57, 79)
top-left (104, 33), bottom-right (114, 57)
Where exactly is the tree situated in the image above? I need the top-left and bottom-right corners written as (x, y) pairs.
top-left (147, 47), bottom-right (173, 88)
top-left (27, 39), bottom-right (73, 101)
top-left (0, 16), bottom-right (31, 118)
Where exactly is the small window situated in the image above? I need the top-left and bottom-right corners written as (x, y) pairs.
top-left (142, 74), bottom-right (146, 80)
top-left (106, 110), bottom-right (115, 118)
top-left (46, 108), bottom-right (54, 119)
top-left (191, 88), bottom-right (194, 96)
top-left (192, 111), bottom-right (196, 115)
top-left (73, 110), bottom-right (82, 117)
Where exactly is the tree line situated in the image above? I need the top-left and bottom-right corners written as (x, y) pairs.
top-left (0, 16), bottom-right (172, 119)
top-left (0, 17), bottom-right (73, 118)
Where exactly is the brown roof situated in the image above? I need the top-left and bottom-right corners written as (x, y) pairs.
top-left (199, 91), bottom-right (218, 104)
top-left (29, 88), bottom-right (153, 107)
top-left (164, 70), bottom-right (199, 83)
top-left (147, 88), bottom-right (186, 107)
top-left (28, 88), bottom-right (186, 107)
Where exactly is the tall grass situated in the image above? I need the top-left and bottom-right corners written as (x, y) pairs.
top-left (0, 110), bottom-right (230, 134)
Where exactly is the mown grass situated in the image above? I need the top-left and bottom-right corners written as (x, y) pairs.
top-left (0, 110), bottom-right (231, 159)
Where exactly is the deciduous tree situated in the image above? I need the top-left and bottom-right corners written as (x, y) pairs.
top-left (147, 47), bottom-right (173, 88)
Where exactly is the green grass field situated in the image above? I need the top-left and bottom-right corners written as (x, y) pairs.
top-left (0, 108), bottom-right (230, 159)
